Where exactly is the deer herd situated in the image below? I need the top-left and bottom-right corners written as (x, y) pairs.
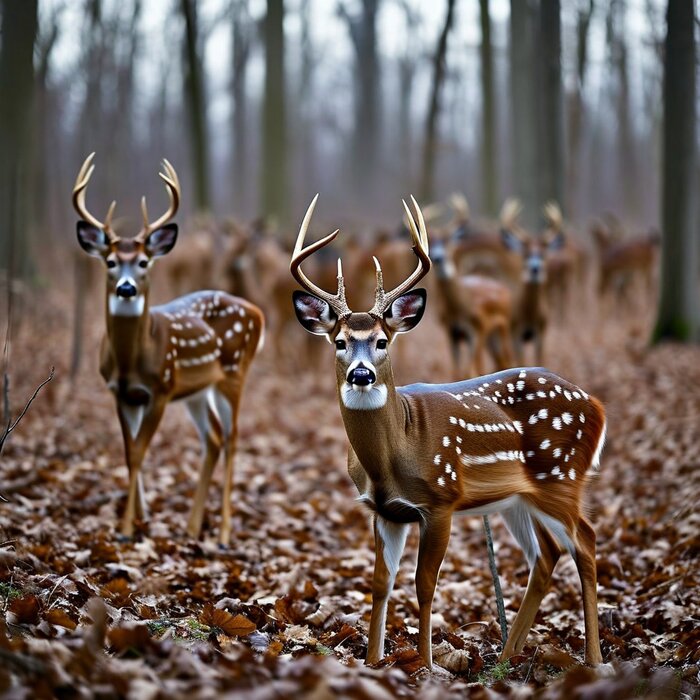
top-left (70, 153), bottom-right (655, 670)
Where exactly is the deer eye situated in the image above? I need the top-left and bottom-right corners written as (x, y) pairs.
top-left (138, 259), bottom-right (148, 268)
top-left (335, 339), bottom-right (346, 350)
top-left (106, 259), bottom-right (117, 269)
top-left (376, 339), bottom-right (388, 350)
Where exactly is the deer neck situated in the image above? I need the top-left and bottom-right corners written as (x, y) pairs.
top-left (105, 288), bottom-right (152, 375)
top-left (337, 365), bottom-right (408, 482)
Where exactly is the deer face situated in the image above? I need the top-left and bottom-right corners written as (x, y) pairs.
top-left (501, 228), bottom-right (565, 284)
top-left (77, 223), bottom-right (178, 316)
top-left (293, 290), bottom-right (426, 410)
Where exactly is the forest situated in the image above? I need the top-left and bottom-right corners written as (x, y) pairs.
top-left (0, 0), bottom-right (698, 697)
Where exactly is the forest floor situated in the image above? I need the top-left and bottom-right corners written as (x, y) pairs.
top-left (0, 289), bottom-right (698, 699)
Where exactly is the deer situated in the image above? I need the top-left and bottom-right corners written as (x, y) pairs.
top-left (72, 153), bottom-right (264, 545)
top-left (500, 199), bottom-right (566, 366)
top-left (291, 195), bottom-right (606, 669)
top-left (430, 235), bottom-right (515, 378)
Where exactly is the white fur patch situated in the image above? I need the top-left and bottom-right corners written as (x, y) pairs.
top-left (501, 497), bottom-right (541, 568)
top-left (591, 421), bottom-right (606, 469)
top-left (376, 518), bottom-right (409, 578)
top-left (120, 404), bottom-right (144, 439)
top-left (341, 383), bottom-right (388, 410)
top-left (109, 294), bottom-right (145, 317)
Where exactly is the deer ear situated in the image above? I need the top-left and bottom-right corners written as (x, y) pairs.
top-left (501, 228), bottom-right (524, 254)
top-left (384, 289), bottom-right (426, 334)
top-left (293, 291), bottom-right (338, 336)
top-left (77, 221), bottom-right (109, 257)
top-left (145, 224), bottom-right (178, 257)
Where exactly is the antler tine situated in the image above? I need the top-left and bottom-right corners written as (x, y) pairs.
top-left (369, 197), bottom-right (431, 317)
top-left (136, 158), bottom-right (181, 241)
top-left (72, 152), bottom-right (119, 242)
top-left (290, 195), bottom-right (351, 317)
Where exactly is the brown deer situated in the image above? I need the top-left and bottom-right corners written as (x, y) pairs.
top-left (73, 154), bottom-right (264, 545)
top-left (291, 195), bottom-right (605, 669)
top-left (591, 220), bottom-right (659, 313)
top-left (430, 235), bottom-right (514, 378)
top-left (500, 200), bottom-right (566, 365)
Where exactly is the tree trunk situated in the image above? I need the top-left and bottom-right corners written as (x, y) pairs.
top-left (420, 0), bottom-right (457, 202)
top-left (509, 0), bottom-right (539, 228)
top-left (260, 0), bottom-right (287, 222)
top-left (566, 0), bottom-right (594, 217)
top-left (0, 0), bottom-right (38, 281)
top-left (231, 0), bottom-right (251, 213)
top-left (180, 0), bottom-right (210, 213)
top-left (653, 0), bottom-right (698, 342)
top-left (538, 0), bottom-right (564, 208)
top-left (340, 0), bottom-right (380, 199)
top-left (479, 0), bottom-right (498, 215)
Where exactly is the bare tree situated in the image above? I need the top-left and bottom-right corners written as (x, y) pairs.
top-left (180, 0), bottom-right (211, 213)
top-left (653, 0), bottom-right (698, 342)
top-left (339, 0), bottom-right (381, 199)
top-left (231, 0), bottom-right (252, 212)
top-left (0, 0), bottom-right (38, 280)
top-left (260, 0), bottom-right (288, 221)
top-left (420, 0), bottom-right (457, 201)
top-left (479, 0), bottom-right (498, 215)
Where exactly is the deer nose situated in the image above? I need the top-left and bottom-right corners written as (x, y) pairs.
top-left (347, 365), bottom-right (376, 387)
top-left (116, 280), bottom-right (137, 298)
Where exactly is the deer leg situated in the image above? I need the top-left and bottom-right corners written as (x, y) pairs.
top-left (574, 516), bottom-right (603, 665)
top-left (500, 523), bottom-right (560, 660)
top-left (415, 514), bottom-right (451, 668)
top-left (366, 517), bottom-right (408, 665)
top-left (118, 401), bottom-right (165, 538)
top-left (186, 391), bottom-right (223, 540)
top-left (215, 385), bottom-right (241, 547)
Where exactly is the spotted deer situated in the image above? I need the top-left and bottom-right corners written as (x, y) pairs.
top-left (72, 154), bottom-right (264, 545)
top-left (291, 195), bottom-right (605, 668)
top-left (500, 199), bottom-right (566, 365)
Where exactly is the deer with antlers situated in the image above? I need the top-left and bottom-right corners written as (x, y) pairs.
top-left (291, 195), bottom-right (605, 668)
top-left (72, 154), bottom-right (264, 545)
top-left (500, 199), bottom-right (566, 365)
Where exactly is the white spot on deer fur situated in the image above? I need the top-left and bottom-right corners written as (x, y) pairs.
top-left (538, 408), bottom-right (548, 420)
top-left (579, 412), bottom-right (586, 423)
top-left (538, 377), bottom-right (546, 384)
top-left (536, 473), bottom-right (547, 480)
top-left (569, 469), bottom-right (576, 480)
top-left (571, 448), bottom-right (576, 456)
top-left (494, 391), bottom-right (501, 398)
top-left (516, 380), bottom-right (525, 390)
top-left (445, 464), bottom-right (452, 474)
top-left (507, 383), bottom-right (514, 392)
top-left (437, 476), bottom-right (446, 487)
top-left (526, 450), bottom-right (535, 457)
top-left (519, 371), bottom-right (527, 379)
top-left (553, 447), bottom-right (562, 458)
top-left (476, 424), bottom-right (485, 432)
top-left (455, 446), bottom-right (462, 455)
top-left (460, 450), bottom-right (523, 466)
top-left (540, 438), bottom-right (551, 449)
top-left (537, 391), bottom-right (546, 398)
top-left (216, 338), bottom-right (223, 347)
top-left (564, 454), bottom-right (570, 462)
top-left (549, 391), bottom-right (556, 398)
top-left (451, 471), bottom-right (457, 480)
top-left (576, 429), bottom-right (583, 440)
top-left (528, 413), bottom-right (539, 425)
top-left (170, 337), bottom-right (177, 345)
top-left (526, 393), bottom-right (535, 400)
top-left (485, 424), bottom-right (493, 432)
top-left (434, 454), bottom-right (441, 465)
top-left (551, 466), bottom-right (561, 476)
top-left (449, 416), bottom-right (457, 424)
top-left (234, 321), bottom-right (243, 333)
top-left (564, 390), bottom-right (572, 401)
top-left (562, 412), bottom-right (573, 425)
top-left (443, 436), bottom-right (450, 447)
top-left (459, 418), bottom-right (466, 428)
top-left (552, 417), bottom-right (562, 430)
top-left (456, 436), bottom-right (462, 443)
top-left (225, 329), bottom-right (234, 340)
top-left (554, 384), bottom-right (562, 393)
top-left (573, 391), bottom-right (581, 399)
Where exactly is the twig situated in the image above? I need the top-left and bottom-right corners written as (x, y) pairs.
top-left (0, 367), bottom-right (55, 457)
top-left (483, 515), bottom-right (508, 647)
top-left (524, 645), bottom-right (539, 683)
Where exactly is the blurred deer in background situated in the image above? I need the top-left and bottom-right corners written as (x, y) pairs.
top-left (541, 202), bottom-right (588, 323)
top-left (591, 219), bottom-right (659, 314)
top-left (431, 235), bottom-right (514, 378)
top-left (72, 154), bottom-right (264, 545)
top-left (291, 195), bottom-right (605, 669)
top-left (449, 194), bottom-right (522, 284)
top-left (500, 200), bottom-right (565, 365)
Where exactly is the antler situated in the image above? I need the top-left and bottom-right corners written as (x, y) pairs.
top-left (542, 201), bottom-right (563, 232)
top-left (72, 152), bottom-right (118, 242)
top-left (500, 197), bottom-right (523, 231)
top-left (290, 195), bottom-right (352, 318)
top-left (369, 196), bottom-right (431, 318)
top-left (136, 158), bottom-right (181, 241)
